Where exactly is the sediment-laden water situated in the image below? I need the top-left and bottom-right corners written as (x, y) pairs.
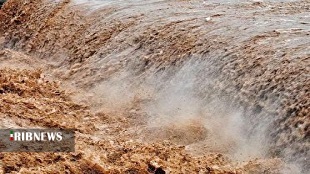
top-left (0, 0), bottom-right (309, 173)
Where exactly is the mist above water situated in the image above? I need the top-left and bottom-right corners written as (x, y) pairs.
top-left (85, 59), bottom-right (273, 163)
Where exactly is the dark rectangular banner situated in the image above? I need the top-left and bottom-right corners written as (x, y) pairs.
top-left (0, 129), bottom-right (75, 152)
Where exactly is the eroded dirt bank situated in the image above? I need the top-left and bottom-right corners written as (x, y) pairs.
top-left (0, 0), bottom-right (309, 173)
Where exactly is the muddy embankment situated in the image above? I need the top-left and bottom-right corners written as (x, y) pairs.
top-left (0, 0), bottom-right (309, 173)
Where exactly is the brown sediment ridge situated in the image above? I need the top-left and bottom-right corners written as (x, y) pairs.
top-left (0, 0), bottom-right (309, 173)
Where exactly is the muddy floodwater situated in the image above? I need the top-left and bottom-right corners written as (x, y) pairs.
top-left (0, 0), bottom-right (309, 173)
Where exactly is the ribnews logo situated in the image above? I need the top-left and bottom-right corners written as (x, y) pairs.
top-left (0, 129), bottom-right (74, 152)
top-left (9, 130), bottom-right (63, 142)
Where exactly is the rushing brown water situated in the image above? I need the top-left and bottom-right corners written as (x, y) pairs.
top-left (0, 0), bottom-right (309, 173)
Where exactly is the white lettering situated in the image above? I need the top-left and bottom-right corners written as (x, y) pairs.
top-left (40, 132), bottom-right (46, 141)
top-left (14, 132), bottom-right (21, 141)
top-left (25, 132), bottom-right (32, 141)
top-left (33, 132), bottom-right (41, 141)
top-left (47, 132), bottom-right (56, 141)
top-left (56, 132), bottom-right (63, 141)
